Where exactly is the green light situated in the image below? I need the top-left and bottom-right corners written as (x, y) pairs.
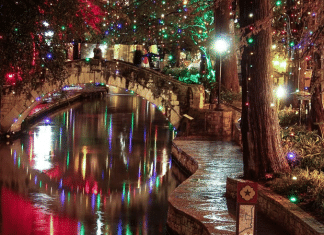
top-left (247, 37), bottom-right (254, 44)
top-left (80, 224), bottom-right (85, 235)
top-left (158, 106), bottom-right (163, 111)
top-left (168, 55), bottom-right (173, 60)
top-left (156, 176), bottom-right (160, 188)
top-left (289, 195), bottom-right (298, 203)
top-left (127, 191), bottom-right (130, 205)
top-left (163, 34), bottom-right (168, 38)
top-left (67, 152), bottom-right (70, 169)
top-left (85, 58), bottom-right (90, 62)
top-left (14, 28), bottom-right (18, 32)
top-left (122, 182), bottom-right (126, 197)
top-left (97, 194), bottom-right (101, 210)
top-left (289, 41), bottom-right (295, 47)
top-left (276, 0), bottom-right (282, 6)
top-left (61, 26), bottom-right (66, 30)
top-left (39, 181), bottom-right (42, 188)
top-left (126, 224), bottom-right (132, 235)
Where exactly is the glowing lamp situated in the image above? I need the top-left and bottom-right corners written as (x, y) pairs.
top-left (276, 86), bottom-right (286, 98)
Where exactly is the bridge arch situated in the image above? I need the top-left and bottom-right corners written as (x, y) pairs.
top-left (1, 60), bottom-right (205, 134)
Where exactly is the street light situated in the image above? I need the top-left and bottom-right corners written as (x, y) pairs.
top-left (214, 36), bottom-right (229, 110)
top-left (275, 85), bottom-right (287, 110)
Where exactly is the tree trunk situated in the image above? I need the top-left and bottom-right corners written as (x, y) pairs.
top-left (215, 0), bottom-right (240, 93)
top-left (239, 0), bottom-right (290, 179)
top-left (310, 50), bottom-right (324, 133)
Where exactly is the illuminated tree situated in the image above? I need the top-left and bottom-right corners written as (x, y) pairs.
top-left (0, 0), bottom-right (105, 92)
top-left (239, 0), bottom-right (291, 179)
top-left (271, 0), bottom-right (324, 132)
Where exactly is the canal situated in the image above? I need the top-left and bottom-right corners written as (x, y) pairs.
top-left (0, 86), bottom-right (180, 235)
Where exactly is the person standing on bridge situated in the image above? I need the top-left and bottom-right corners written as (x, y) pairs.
top-left (133, 45), bottom-right (143, 67)
top-left (93, 43), bottom-right (102, 59)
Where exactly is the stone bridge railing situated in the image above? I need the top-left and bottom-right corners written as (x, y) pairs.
top-left (1, 59), bottom-right (205, 134)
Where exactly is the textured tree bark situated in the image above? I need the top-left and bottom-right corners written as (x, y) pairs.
top-left (215, 0), bottom-right (240, 93)
top-left (310, 51), bottom-right (324, 133)
top-left (239, 0), bottom-right (291, 179)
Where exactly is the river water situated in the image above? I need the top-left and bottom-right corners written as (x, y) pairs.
top-left (0, 86), bottom-right (179, 235)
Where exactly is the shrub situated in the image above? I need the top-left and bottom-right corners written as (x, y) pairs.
top-left (268, 127), bottom-right (324, 217)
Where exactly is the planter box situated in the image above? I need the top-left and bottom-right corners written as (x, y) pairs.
top-left (226, 177), bottom-right (324, 235)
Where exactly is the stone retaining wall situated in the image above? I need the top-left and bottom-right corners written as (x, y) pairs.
top-left (226, 177), bottom-right (324, 235)
top-left (167, 142), bottom-right (210, 235)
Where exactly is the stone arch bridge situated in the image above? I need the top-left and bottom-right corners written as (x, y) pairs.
top-left (0, 59), bottom-right (205, 135)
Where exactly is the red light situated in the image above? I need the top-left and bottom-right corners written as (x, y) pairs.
top-left (245, 102), bottom-right (249, 106)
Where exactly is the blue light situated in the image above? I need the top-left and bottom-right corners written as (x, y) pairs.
top-left (117, 24), bottom-right (122, 29)
top-left (46, 53), bottom-right (53, 59)
top-left (287, 152), bottom-right (296, 159)
top-left (105, 31), bottom-right (109, 35)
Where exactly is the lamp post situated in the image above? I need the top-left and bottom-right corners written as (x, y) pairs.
top-left (214, 37), bottom-right (229, 110)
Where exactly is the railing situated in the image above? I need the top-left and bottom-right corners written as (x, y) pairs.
top-left (66, 59), bottom-right (204, 116)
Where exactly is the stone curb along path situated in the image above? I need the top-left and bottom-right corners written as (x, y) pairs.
top-left (167, 139), bottom-right (243, 235)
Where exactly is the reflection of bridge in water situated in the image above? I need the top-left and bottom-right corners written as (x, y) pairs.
top-left (1, 59), bottom-right (205, 136)
top-left (0, 91), bottom-right (180, 234)
top-left (0, 137), bottom-right (176, 220)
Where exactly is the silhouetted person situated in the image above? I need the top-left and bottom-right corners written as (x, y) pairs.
top-left (93, 43), bottom-right (102, 59)
top-left (133, 46), bottom-right (143, 67)
top-left (144, 50), bottom-right (158, 69)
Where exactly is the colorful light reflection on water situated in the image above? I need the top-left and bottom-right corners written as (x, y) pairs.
top-left (0, 87), bottom-right (178, 235)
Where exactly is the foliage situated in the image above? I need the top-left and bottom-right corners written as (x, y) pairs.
top-left (268, 169), bottom-right (324, 216)
top-left (278, 107), bottom-right (307, 127)
top-left (0, 0), bottom-right (105, 93)
top-left (161, 67), bottom-right (200, 84)
top-left (268, 126), bottom-right (324, 217)
top-left (221, 89), bottom-right (241, 104)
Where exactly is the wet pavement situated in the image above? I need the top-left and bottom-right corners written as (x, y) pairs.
top-left (170, 139), bottom-right (289, 235)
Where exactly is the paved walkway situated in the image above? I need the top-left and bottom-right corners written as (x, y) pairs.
top-left (171, 139), bottom-right (289, 235)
